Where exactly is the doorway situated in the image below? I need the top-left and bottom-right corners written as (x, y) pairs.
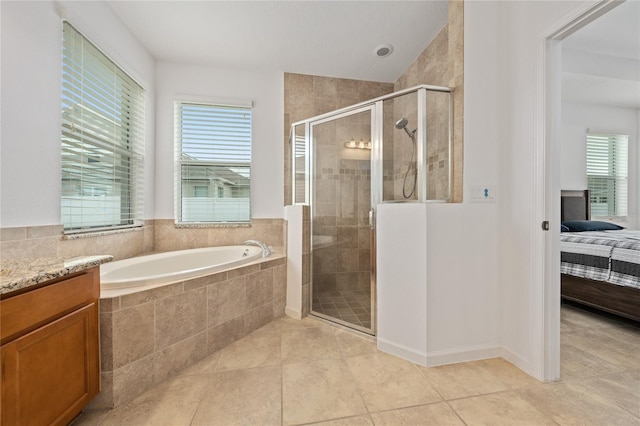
top-left (540, 0), bottom-right (631, 380)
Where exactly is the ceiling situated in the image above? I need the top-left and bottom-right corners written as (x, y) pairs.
top-left (562, 0), bottom-right (640, 109)
top-left (107, 0), bottom-right (449, 83)
top-left (107, 1), bottom-right (638, 108)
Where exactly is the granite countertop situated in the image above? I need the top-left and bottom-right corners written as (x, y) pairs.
top-left (0, 255), bottom-right (113, 296)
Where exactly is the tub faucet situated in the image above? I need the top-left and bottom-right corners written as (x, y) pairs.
top-left (244, 240), bottom-right (272, 257)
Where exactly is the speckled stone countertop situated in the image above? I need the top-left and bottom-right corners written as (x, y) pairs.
top-left (0, 255), bottom-right (113, 296)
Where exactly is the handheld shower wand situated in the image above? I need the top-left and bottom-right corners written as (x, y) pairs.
top-left (395, 118), bottom-right (416, 139)
top-left (395, 118), bottom-right (417, 199)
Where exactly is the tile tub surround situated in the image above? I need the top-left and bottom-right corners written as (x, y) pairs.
top-left (0, 218), bottom-right (284, 263)
top-left (0, 222), bottom-right (154, 262)
top-left (91, 252), bottom-right (287, 409)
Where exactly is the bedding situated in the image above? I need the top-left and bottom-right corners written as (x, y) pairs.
top-left (561, 220), bottom-right (624, 232)
top-left (560, 190), bottom-right (640, 321)
top-left (561, 229), bottom-right (640, 289)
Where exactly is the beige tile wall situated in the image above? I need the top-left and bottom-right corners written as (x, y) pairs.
top-left (0, 222), bottom-right (155, 262)
top-left (284, 73), bottom-right (394, 206)
top-left (394, 0), bottom-right (464, 202)
top-left (90, 254), bottom-right (287, 409)
top-left (0, 219), bottom-right (285, 262)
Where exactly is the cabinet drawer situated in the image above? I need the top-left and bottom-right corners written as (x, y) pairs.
top-left (0, 268), bottom-right (99, 343)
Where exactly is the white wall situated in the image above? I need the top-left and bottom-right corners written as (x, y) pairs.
top-left (561, 102), bottom-right (639, 228)
top-left (489, 0), bottom-right (598, 376)
top-left (155, 62), bottom-right (284, 220)
top-left (420, 0), bottom-right (503, 364)
top-left (0, 0), bottom-right (156, 227)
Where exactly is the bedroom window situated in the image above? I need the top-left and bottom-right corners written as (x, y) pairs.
top-left (586, 133), bottom-right (628, 219)
top-left (61, 22), bottom-right (145, 233)
top-left (175, 101), bottom-right (252, 223)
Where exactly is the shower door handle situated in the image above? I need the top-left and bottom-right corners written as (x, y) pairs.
top-left (369, 209), bottom-right (375, 230)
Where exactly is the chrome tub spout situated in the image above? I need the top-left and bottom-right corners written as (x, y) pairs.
top-left (243, 240), bottom-right (272, 257)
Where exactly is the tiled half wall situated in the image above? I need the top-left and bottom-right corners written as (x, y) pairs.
top-left (90, 254), bottom-right (286, 408)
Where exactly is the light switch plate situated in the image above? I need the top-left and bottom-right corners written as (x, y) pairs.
top-left (471, 185), bottom-right (496, 203)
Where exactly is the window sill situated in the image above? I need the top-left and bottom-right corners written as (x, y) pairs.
top-left (174, 222), bottom-right (251, 229)
top-left (62, 225), bottom-right (144, 240)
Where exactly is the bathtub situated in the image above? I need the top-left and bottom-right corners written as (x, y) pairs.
top-left (100, 245), bottom-right (264, 290)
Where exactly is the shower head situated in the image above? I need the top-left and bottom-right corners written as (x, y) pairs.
top-left (395, 118), bottom-right (408, 130)
top-left (395, 118), bottom-right (416, 139)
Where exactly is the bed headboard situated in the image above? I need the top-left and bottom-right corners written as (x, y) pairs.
top-left (561, 190), bottom-right (590, 221)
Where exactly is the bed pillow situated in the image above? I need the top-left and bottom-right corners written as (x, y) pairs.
top-left (561, 224), bottom-right (570, 232)
top-left (561, 220), bottom-right (624, 232)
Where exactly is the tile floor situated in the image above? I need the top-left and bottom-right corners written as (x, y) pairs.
top-left (312, 290), bottom-right (372, 329)
top-left (74, 302), bottom-right (639, 425)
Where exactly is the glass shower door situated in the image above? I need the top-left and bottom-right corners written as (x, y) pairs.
top-left (310, 106), bottom-right (375, 334)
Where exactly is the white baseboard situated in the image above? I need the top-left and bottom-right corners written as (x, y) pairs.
top-left (285, 306), bottom-right (302, 320)
top-left (500, 347), bottom-right (540, 380)
top-left (424, 344), bottom-right (501, 367)
top-left (377, 337), bottom-right (428, 366)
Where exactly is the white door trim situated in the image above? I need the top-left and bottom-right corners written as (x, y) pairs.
top-left (532, 0), bottom-right (624, 381)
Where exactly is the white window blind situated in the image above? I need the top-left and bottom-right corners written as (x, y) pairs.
top-left (586, 133), bottom-right (628, 218)
top-left (175, 102), bottom-right (252, 223)
top-left (61, 22), bottom-right (145, 233)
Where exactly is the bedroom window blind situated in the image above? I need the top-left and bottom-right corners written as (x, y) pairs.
top-left (586, 133), bottom-right (628, 219)
top-left (61, 22), bottom-right (145, 233)
top-left (175, 101), bottom-right (252, 223)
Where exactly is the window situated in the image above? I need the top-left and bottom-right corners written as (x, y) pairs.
top-left (61, 22), bottom-right (145, 233)
top-left (175, 101), bottom-right (251, 223)
top-left (586, 133), bottom-right (628, 219)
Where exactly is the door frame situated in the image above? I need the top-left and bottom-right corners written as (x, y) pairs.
top-left (308, 104), bottom-right (378, 335)
top-left (533, 0), bottom-right (623, 381)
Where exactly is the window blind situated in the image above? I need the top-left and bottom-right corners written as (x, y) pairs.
top-left (61, 22), bottom-right (144, 233)
top-left (586, 133), bottom-right (628, 218)
top-left (175, 102), bottom-right (252, 223)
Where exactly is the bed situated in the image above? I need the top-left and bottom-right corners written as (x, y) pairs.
top-left (560, 189), bottom-right (640, 322)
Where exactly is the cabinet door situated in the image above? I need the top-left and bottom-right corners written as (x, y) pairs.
top-left (1, 303), bottom-right (99, 426)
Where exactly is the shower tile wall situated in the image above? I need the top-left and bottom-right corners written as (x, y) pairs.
top-left (284, 73), bottom-right (394, 206)
top-left (395, 0), bottom-right (464, 202)
top-left (313, 158), bottom-right (371, 294)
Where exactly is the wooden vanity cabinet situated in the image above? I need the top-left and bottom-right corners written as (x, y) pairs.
top-left (1, 267), bottom-right (100, 426)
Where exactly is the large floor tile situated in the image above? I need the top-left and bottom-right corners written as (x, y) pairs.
top-left (334, 329), bottom-right (378, 357)
top-left (562, 328), bottom-right (640, 370)
top-left (282, 359), bottom-right (367, 425)
top-left (215, 327), bottom-right (281, 371)
top-left (370, 402), bottom-right (464, 425)
top-left (519, 381), bottom-right (639, 425)
top-left (418, 360), bottom-right (509, 400)
top-left (561, 304), bottom-right (624, 331)
top-left (281, 325), bottom-right (342, 363)
top-left (559, 342), bottom-right (623, 381)
top-left (71, 409), bottom-right (110, 426)
top-left (99, 374), bottom-right (209, 426)
top-left (571, 370), bottom-right (640, 418)
top-left (191, 365), bottom-right (281, 426)
top-left (311, 414), bottom-right (374, 426)
top-left (260, 315), bottom-right (322, 333)
top-left (346, 352), bottom-right (441, 412)
top-left (476, 358), bottom-right (541, 389)
top-left (178, 351), bottom-right (221, 376)
top-left (449, 391), bottom-right (556, 425)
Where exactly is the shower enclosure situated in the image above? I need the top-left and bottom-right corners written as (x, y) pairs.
top-left (291, 85), bottom-right (452, 335)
